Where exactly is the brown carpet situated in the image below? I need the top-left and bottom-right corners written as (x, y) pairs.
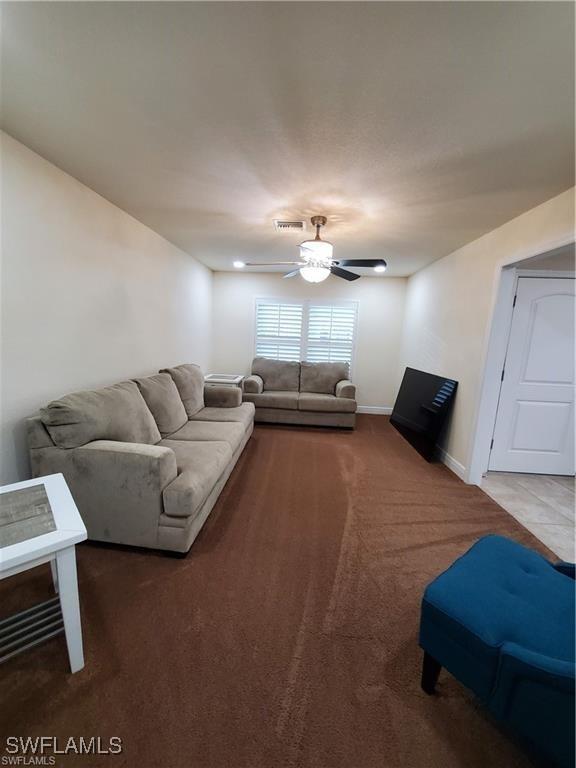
top-left (0, 416), bottom-right (549, 768)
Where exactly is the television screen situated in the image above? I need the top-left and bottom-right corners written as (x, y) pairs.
top-left (390, 367), bottom-right (458, 461)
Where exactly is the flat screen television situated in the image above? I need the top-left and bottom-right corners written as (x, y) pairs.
top-left (390, 367), bottom-right (458, 462)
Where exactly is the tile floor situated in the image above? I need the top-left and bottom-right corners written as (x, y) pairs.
top-left (481, 472), bottom-right (575, 561)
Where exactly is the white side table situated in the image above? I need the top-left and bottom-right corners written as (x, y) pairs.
top-left (204, 374), bottom-right (244, 387)
top-left (0, 473), bottom-right (87, 673)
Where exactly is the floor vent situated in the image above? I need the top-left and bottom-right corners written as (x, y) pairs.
top-left (273, 219), bottom-right (306, 232)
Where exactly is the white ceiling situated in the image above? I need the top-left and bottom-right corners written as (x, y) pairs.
top-left (1, 2), bottom-right (573, 277)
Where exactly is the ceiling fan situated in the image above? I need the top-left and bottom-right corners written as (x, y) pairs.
top-left (237, 216), bottom-right (387, 282)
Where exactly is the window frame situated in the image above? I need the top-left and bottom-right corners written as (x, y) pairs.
top-left (253, 298), bottom-right (305, 363)
top-left (253, 297), bottom-right (359, 375)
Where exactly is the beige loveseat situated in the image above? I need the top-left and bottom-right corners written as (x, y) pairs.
top-left (242, 358), bottom-right (357, 428)
top-left (27, 364), bottom-right (255, 554)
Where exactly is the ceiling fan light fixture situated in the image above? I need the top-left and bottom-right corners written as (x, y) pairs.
top-left (373, 264), bottom-right (386, 273)
top-left (300, 265), bottom-right (330, 283)
top-left (299, 238), bottom-right (333, 262)
top-left (233, 260), bottom-right (245, 269)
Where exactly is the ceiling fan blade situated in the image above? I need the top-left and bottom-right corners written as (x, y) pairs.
top-left (243, 261), bottom-right (305, 267)
top-left (336, 259), bottom-right (387, 268)
top-left (330, 266), bottom-right (361, 281)
top-left (283, 270), bottom-right (301, 279)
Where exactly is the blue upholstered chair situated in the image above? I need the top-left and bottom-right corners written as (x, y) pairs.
top-left (419, 535), bottom-right (575, 767)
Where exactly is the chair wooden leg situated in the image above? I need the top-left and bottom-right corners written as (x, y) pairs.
top-left (421, 651), bottom-right (441, 695)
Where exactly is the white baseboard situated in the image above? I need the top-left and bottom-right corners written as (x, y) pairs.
top-left (437, 448), bottom-right (467, 482)
top-left (355, 411), bottom-right (468, 481)
top-left (357, 406), bottom-right (393, 415)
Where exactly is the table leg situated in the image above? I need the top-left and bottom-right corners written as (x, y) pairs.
top-left (50, 558), bottom-right (59, 594)
top-left (55, 546), bottom-right (84, 673)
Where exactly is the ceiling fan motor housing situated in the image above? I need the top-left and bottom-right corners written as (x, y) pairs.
top-left (310, 215), bottom-right (327, 229)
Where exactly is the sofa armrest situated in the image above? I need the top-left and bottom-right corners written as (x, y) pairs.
top-left (243, 374), bottom-right (264, 394)
top-left (553, 561), bottom-right (575, 579)
top-left (491, 641), bottom-right (575, 712)
top-left (335, 379), bottom-right (356, 399)
top-left (489, 641), bottom-right (575, 768)
top-left (29, 441), bottom-right (178, 548)
top-left (78, 440), bottom-right (176, 474)
top-left (490, 641), bottom-right (575, 718)
top-left (204, 385), bottom-right (242, 408)
top-left (499, 642), bottom-right (575, 683)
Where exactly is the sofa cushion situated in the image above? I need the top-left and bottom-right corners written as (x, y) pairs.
top-left (420, 535), bottom-right (576, 701)
top-left (300, 361), bottom-right (349, 395)
top-left (243, 391), bottom-right (299, 410)
top-left (424, 535), bottom-right (575, 662)
top-left (204, 386), bottom-right (242, 408)
top-left (166, 420), bottom-right (245, 452)
top-left (252, 358), bottom-right (300, 391)
top-left (134, 373), bottom-right (188, 437)
top-left (161, 440), bottom-right (232, 518)
top-left (190, 403), bottom-right (255, 429)
top-left (27, 416), bottom-right (54, 449)
top-left (298, 392), bottom-right (357, 413)
top-left (40, 381), bottom-right (161, 449)
top-left (160, 364), bottom-right (204, 418)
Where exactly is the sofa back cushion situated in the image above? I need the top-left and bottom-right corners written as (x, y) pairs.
top-left (40, 381), bottom-right (161, 449)
top-left (252, 357), bottom-right (300, 392)
top-left (300, 361), bottom-right (350, 395)
top-left (160, 363), bottom-right (204, 418)
top-left (134, 373), bottom-right (188, 437)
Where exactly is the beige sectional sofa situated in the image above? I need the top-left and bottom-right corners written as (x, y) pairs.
top-left (27, 364), bottom-right (255, 554)
top-left (242, 358), bottom-right (357, 428)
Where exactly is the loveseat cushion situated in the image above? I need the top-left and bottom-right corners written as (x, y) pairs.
top-left (161, 440), bottom-right (232, 518)
top-left (300, 361), bottom-right (349, 395)
top-left (40, 381), bottom-right (161, 449)
top-left (243, 391), bottom-right (299, 410)
top-left (160, 364), bottom-right (204, 418)
top-left (252, 358), bottom-right (300, 391)
top-left (190, 403), bottom-right (255, 429)
top-left (166, 420), bottom-right (245, 452)
top-left (134, 373), bottom-right (188, 437)
top-left (298, 392), bottom-right (357, 413)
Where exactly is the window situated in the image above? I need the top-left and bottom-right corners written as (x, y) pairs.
top-left (306, 303), bottom-right (357, 365)
top-left (254, 301), bottom-right (304, 361)
top-left (254, 299), bottom-right (358, 369)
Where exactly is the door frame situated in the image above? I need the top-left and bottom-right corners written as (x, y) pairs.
top-left (467, 237), bottom-right (575, 485)
top-left (487, 272), bottom-right (575, 473)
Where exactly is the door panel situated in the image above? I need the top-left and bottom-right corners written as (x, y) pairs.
top-left (511, 401), bottom-right (571, 452)
top-left (489, 277), bottom-right (575, 474)
top-left (523, 294), bottom-right (574, 383)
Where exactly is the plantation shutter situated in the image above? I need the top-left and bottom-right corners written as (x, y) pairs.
top-left (305, 303), bottom-right (357, 366)
top-left (254, 301), bottom-right (304, 361)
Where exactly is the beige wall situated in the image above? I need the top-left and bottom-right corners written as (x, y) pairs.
top-left (518, 243), bottom-right (574, 271)
top-left (400, 187), bottom-right (575, 475)
top-left (212, 272), bottom-right (407, 410)
top-left (0, 133), bottom-right (213, 483)
top-left (2, 130), bottom-right (572, 485)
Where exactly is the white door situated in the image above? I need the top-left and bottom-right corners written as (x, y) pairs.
top-left (489, 276), bottom-right (575, 474)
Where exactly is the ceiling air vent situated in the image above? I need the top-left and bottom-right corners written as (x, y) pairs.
top-left (273, 219), bottom-right (306, 233)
